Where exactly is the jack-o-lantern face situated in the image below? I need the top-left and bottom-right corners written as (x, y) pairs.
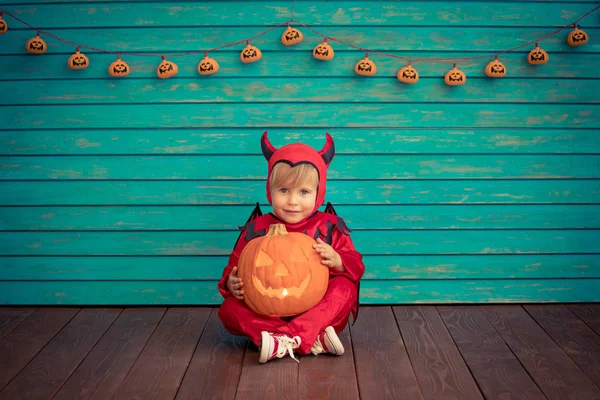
top-left (281, 26), bottom-right (303, 46)
top-left (313, 41), bottom-right (334, 61)
top-left (198, 55), bottom-right (219, 75)
top-left (108, 58), bottom-right (130, 77)
top-left (485, 59), bottom-right (506, 78)
top-left (240, 44), bottom-right (262, 64)
top-left (568, 27), bottom-right (588, 47)
top-left (528, 46), bottom-right (548, 65)
top-left (68, 51), bottom-right (89, 70)
top-left (157, 59), bottom-right (178, 79)
top-left (26, 36), bottom-right (47, 54)
top-left (445, 66), bottom-right (466, 86)
top-left (0, 18), bottom-right (8, 34)
top-left (355, 57), bottom-right (377, 76)
top-left (238, 224), bottom-right (329, 317)
top-left (397, 65), bottom-right (419, 84)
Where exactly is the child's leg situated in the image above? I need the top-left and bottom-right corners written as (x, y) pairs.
top-left (218, 295), bottom-right (288, 347)
top-left (283, 276), bottom-right (357, 355)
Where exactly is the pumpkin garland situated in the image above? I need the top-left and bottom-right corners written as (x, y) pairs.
top-left (444, 64), bottom-right (466, 86)
top-left (485, 55), bottom-right (506, 78)
top-left (156, 56), bottom-right (178, 79)
top-left (68, 47), bottom-right (89, 70)
top-left (397, 62), bottom-right (419, 84)
top-left (0, 13), bottom-right (7, 35)
top-left (108, 54), bottom-right (130, 77)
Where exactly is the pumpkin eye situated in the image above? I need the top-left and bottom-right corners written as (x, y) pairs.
top-left (256, 249), bottom-right (274, 267)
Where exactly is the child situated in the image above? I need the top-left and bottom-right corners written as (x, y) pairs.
top-left (218, 132), bottom-right (364, 363)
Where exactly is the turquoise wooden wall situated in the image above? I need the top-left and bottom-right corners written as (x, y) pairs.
top-left (0, 1), bottom-right (599, 305)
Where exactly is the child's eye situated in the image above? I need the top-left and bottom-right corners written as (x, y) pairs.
top-left (300, 190), bottom-right (309, 195)
top-left (279, 188), bottom-right (288, 193)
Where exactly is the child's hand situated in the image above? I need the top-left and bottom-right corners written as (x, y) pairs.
top-left (314, 238), bottom-right (344, 271)
top-left (227, 266), bottom-right (244, 300)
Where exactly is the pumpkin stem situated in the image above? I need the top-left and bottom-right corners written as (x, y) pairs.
top-left (267, 224), bottom-right (289, 237)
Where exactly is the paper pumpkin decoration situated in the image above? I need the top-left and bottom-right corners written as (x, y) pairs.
top-left (281, 26), bottom-right (303, 46)
top-left (198, 54), bottom-right (219, 75)
top-left (355, 55), bottom-right (376, 76)
top-left (0, 16), bottom-right (8, 34)
top-left (568, 26), bottom-right (588, 47)
top-left (445, 65), bottom-right (466, 86)
top-left (313, 39), bottom-right (334, 61)
top-left (485, 56), bottom-right (506, 78)
top-left (397, 62), bottom-right (419, 84)
top-left (157, 57), bottom-right (178, 79)
top-left (528, 44), bottom-right (548, 65)
top-left (108, 55), bottom-right (130, 77)
top-left (68, 49), bottom-right (89, 70)
top-left (26, 35), bottom-right (47, 54)
top-left (238, 224), bottom-right (329, 317)
top-left (240, 42), bottom-right (262, 64)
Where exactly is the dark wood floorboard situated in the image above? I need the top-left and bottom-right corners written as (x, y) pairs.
top-left (481, 305), bottom-right (600, 400)
top-left (111, 308), bottom-right (211, 400)
top-left (0, 308), bottom-right (78, 391)
top-left (438, 305), bottom-right (545, 400)
top-left (0, 308), bottom-right (35, 340)
top-left (525, 304), bottom-right (600, 389)
top-left (298, 324), bottom-right (359, 400)
top-left (351, 306), bottom-right (424, 400)
top-left (568, 304), bottom-right (600, 336)
top-left (0, 308), bottom-right (120, 400)
top-left (176, 309), bottom-right (247, 400)
top-left (393, 306), bottom-right (484, 400)
top-left (53, 307), bottom-right (166, 400)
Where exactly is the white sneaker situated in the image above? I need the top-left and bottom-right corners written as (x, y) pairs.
top-left (259, 331), bottom-right (302, 363)
top-left (310, 326), bottom-right (344, 356)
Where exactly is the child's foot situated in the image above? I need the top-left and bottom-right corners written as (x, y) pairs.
top-left (259, 331), bottom-right (302, 363)
top-left (310, 326), bottom-right (345, 355)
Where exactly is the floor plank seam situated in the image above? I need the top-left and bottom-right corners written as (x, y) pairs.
top-left (348, 312), bottom-right (362, 400)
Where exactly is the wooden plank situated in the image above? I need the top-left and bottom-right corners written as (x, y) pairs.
top-left (176, 309), bottom-right (246, 400)
top-left (1, 279), bottom-right (599, 305)
top-left (350, 306), bottom-right (424, 400)
top-left (2, 27), bottom-right (599, 55)
top-left (3, 254), bottom-right (600, 281)
top-left (393, 306), bottom-right (483, 399)
top-left (1, 104), bottom-right (596, 130)
top-left (3, 155), bottom-right (600, 180)
top-left (525, 305), bottom-right (600, 388)
top-left (438, 306), bottom-right (545, 400)
top-left (3, 128), bottom-right (600, 155)
top-left (0, 308), bottom-right (78, 391)
top-left (568, 304), bottom-right (600, 336)
top-left (1, 180), bottom-right (598, 205)
top-left (112, 308), bottom-right (211, 400)
top-left (2, 52), bottom-right (598, 79)
top-left (0, 308), bottom-right (34, 340)
top-left (235, 338), bottom-right (298, 400)
top-left (2, 78), bottom-right (598, 105)
top-left (2, 230), bottom-right (599, 256)
top-left (5, 0), bottom-right (597, 4)
top-left (53, 308), bottom-right (166, 400)
top-left (3, 205), bottom-right (598, 231)
top-left (0, 308), bottom-right (120, 400)
top-left (298, 324), bottom-right (359, 400)
top-left (5, 2), bottom-right (597, 27)
top-left (480, 305), bottom-right (600, 400)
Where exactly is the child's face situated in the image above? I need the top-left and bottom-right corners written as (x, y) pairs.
top-left (271, 179), bottom-right (318, 224)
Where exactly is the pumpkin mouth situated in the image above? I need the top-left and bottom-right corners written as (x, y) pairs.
top-left (252, 273), bottom-right (311, 298)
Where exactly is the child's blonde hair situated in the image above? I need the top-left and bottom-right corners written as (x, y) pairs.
top-left (269, 162), bottom-right (319, 189)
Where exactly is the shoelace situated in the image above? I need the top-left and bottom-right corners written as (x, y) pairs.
top-left (275, 335), bottom-right (302, 363)
top-left (310, 336), bottom-right (325, 355)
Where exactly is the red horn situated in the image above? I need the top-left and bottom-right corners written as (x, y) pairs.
top-left (319, 132), bottom-right (335, 166)
top-left (260, 131), bottom-right (276, 161)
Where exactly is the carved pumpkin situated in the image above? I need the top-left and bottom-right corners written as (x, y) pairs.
top-left (568, 26), bottom-right (588, 47)
top-left (397, 62), bottom-right (419, 84)
top-left (68, 49), bottom-right (89, 70)
top-left (281, 26), bottom-right (303, 46)
top-left (355, 55), bottom-right (376, 76)
top-left (0, 16), bottom-right (8, 34)
top-left (157, 58), bottom-right (178, 79)
top-left (108, 56), bottom-right (130, 77)
top-left (26, 35), bottom-right (47, 54)
top-left (240, 43), bottom-right (262, 64)
top-left (313, 39), bottom-right (334, 61)
top-left (445, 65), bottom-right (466, 86)
top-left (527, 44), bottom-right (548, 65)
top-left (485, 56), bottom-right (506, 78)
top-left (198, 54), bottom-right (219, 75)
top-left (238, 224), bottom-right (329, 317)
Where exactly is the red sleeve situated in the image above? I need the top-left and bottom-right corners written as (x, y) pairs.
top-left (217, 229), bottom-right (249, 298)
top-left (329, 227), bottom-right (365, 283)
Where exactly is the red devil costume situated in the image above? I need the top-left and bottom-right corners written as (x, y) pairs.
top-left (218, 132), bottom-right (364, 355)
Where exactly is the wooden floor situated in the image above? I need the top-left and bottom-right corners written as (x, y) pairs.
top-left (1, 305), bottom-right (600, 400)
